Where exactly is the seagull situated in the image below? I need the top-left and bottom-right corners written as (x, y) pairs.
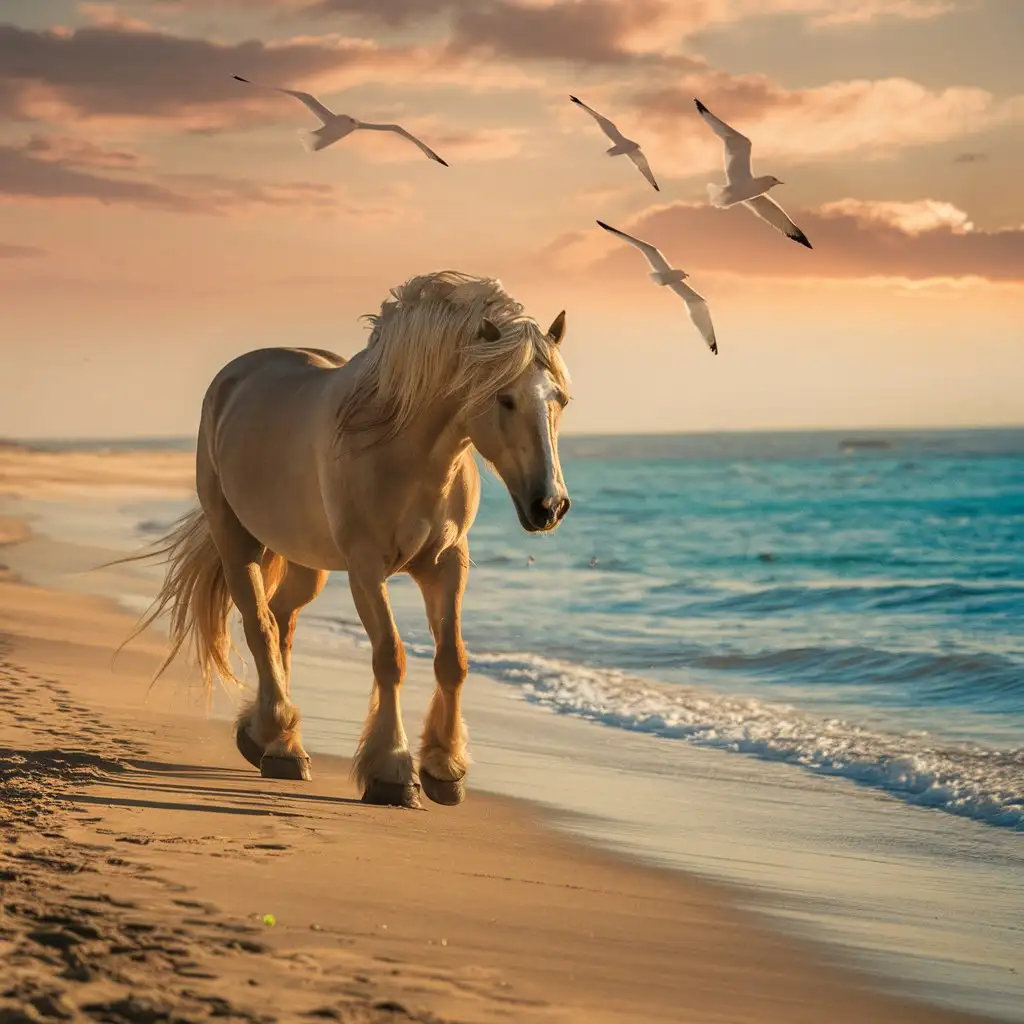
top-left (596, 220), bottom-right (718, 355)
top-left (232, 76), bottom-right (449, 166)
top-left (569, 95), bottom-right (659, 192)
top-left (694, 98), bottom-right (811, 249)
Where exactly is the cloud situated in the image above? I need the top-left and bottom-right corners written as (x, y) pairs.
top-left (0, 136), bottom-right (354, 214)
top-left (0, 23), bottom-right (423, 128)
top-left (629, 76), bottom-right (1022, 168)
top-left (20, 133), bottom-right (144, 169)
top-left (150, 0), bottom-right (958, 34)
top-left (444, 0), bottom-right (687, 67)
top-left (542, 199), bottom-right (1024, 283)
top-left (818, 198), bottom-right (974, 235)
top-left (160, 171), bottom-right (339, 211)
top-left (806, 0), bottom-right (955, 27)
top-left (0, 242), bottom-right (45, 259)
top-left (0, 140), bottom-right (206, 211)
top-left (298, 0), bottom-right (470, 26)
top-left (75, 2), bottom-right (155, 31)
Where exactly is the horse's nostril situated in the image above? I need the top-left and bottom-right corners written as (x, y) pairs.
top-left (529, 497), bottom-right (553, 525)
top-left (529, 495), bottom-right (569, 527)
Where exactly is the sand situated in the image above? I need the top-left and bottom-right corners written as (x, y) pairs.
top-left (0, 460), bottom-right (992, 1023)
top-left (0, 443), bottom-right (195, 502)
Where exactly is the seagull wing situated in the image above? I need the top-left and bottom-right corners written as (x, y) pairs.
top-left (742, 194), bottom-right (813, 248)
top-left (569, 95), bottom-right (626, 144)
top-left (667, 280), bottom-right (718, 355)
top-left (232, 75), bottom-right (336, 124)
top-left (694, 98), bottom-right (752, 184)
top-left (595, 220), bottom-right (672, 275)
top-left (353, 121), bottom-right (449, 166)
top-left (626, 148), bottom-right (660, 192)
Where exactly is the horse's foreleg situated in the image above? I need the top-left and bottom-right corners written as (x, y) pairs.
top-left (410, 543), bottom-right (470, 807)
top-left (348, 567), bottom-right (420, 809)
top-left (201, 496), bottom-right (311, 781)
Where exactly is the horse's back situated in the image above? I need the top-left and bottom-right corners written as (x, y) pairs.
top-left (203, 348), bottom-right (348, 426)
top-left (212, 346), bottom-right (347, 384)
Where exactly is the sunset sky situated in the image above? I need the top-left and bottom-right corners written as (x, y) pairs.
top-left (1, 0), bottom-right (1022, 439)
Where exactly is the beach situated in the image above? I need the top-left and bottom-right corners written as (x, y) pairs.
top-left (1, 441), bottom-right (1020, 1023)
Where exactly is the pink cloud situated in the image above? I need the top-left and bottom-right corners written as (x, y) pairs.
top-left (542, 199), bottom-right (1024, 283)
top-left (20, 133), bottom-right (144, 170)
top-left (0, 135), bottom-right (375, 215)
top-left (0, 23), bottom-right (422, 128)
top-left (629, 78), bottom-right (1021, 169)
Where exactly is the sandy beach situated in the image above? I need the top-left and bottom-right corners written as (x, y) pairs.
top-left (0, 445), bottom-right (1000, 1023)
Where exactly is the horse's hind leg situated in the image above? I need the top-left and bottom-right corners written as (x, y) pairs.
top-left (268, 562), bottom-right (329, 695)
top-left (235, 561), bottom-right (328, 770)
top-left (199, 487), bottom-right (311, 781)
top-left (410, 543), bottom-right (470, 806)
top-left (348, 564), bottom-right (421, 809)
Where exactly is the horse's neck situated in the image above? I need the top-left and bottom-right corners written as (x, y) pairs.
top-left (379, 400), bottom-right (474, 499)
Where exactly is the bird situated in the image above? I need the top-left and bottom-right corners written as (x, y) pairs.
top-left (569, 95), bottom-right (659, 192)
top-left (693, 98), bottom-right (811, 249)
top-left (232, 76), bottom-right (449, 166)
top-left (595, 220), bottom-right (718, 355)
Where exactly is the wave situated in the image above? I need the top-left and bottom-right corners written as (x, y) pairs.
top-left (470, 650), bottom-right (1024, 831)
top-left (701, 580), bottom-right (1024, 616)
top-left (692, 646), bottom-right (1024, 704)
top-left (304, 614), bottom-right (1023, 831)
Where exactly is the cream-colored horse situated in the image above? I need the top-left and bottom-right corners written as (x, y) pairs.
top-left (124, 271), bottom-right (572, 809)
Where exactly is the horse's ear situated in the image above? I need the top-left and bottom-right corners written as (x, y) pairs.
top-left (547, 310), bottom-right (566, 345)
top-left (478, 317), bottom-right (502, 343)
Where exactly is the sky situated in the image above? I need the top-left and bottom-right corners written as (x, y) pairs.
top-left (1, 0), bottom-right (1022, 439)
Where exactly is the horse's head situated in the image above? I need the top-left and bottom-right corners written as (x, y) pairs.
top-left (467, 311), bottom-right (572, 534)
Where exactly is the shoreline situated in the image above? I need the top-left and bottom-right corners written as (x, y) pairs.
top-left (0, 511), bottom-right (998, 1022)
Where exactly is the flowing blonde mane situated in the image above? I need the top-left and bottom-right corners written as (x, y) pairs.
top-left (336, 270), bottom-right (569, 444)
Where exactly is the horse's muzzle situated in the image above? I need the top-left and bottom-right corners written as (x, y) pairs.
top-left (526, 494), bottom-right (571, 532)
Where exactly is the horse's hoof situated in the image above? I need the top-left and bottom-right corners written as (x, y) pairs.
top-left (260, 754), bottom-right (312, 782)
top-left (362, 778), bottom-right (423, 810)
top-left (420, 769), bottom-right (466, 807)
top-left (235, 723), bottom-right (264, 770)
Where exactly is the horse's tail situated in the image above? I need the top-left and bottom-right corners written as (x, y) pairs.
top-left (108, 507), bottom-right (242, 707)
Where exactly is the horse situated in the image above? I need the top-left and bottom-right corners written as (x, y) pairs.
top-left (119, 270), bottom-right (573, 809)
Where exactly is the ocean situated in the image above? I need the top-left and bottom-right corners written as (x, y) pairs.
top-left (89, 428), bottom-right (1024, 830)
top-left (11, 427), bottom-right (1024, 1018)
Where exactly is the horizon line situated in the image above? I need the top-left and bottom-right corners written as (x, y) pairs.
top-left (5, 421), bottom-right (1024, 448)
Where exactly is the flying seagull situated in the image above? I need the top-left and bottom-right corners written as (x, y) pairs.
top-left (232, 76), bottom-right (449, 166)
top-left (596, 220), bottom-right (718, 355)
top-left (569, 95), bottom-right (659, 192)
top-left (693, 98), bottom-right (811, 249)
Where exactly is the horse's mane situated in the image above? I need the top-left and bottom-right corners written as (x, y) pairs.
top-left (336, 270), bottom-right (569, 445)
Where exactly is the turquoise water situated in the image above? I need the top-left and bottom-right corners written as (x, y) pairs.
top-left (37, 428), bottom-right (1024, 830)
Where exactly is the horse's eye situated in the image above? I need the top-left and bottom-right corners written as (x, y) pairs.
top-left (498, 394), bottom-right (516, 411)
